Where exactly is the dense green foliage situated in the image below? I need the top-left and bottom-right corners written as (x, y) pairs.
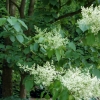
top-left (0, 0), bottom-right (100, 100)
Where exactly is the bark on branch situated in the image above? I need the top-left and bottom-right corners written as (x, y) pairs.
top-left (6, 0), bottom-right (9, 13)
top-left (9, 0), bottom-right (16, 16)
top-left (28, 0), bottom-right (35, 16)
top-left (19, 0), bottom-right (26, 18)
top-left (60, 1), bottom-right (68, 8)
top-left (50, 0), bottom-right (94, 23)
top-left (10, 0), bottom-right (20, 11)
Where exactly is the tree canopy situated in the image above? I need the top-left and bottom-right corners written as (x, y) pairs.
top-left (0, 0), bottom-right (100, 100)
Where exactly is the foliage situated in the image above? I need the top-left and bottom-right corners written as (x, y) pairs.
top-left (0, 16), bottom-right (28, 69)
top-left (77, 5), bottom-right (100, 34)
top-left (19, 62), bottom-right (100, 100)
top-left (34, 26), bottom-right (68, 61)
top-left (0, 96), bottom-right (28, 100)
top-left (1, 0), bottom-right (100, 100)
top-left (12, 71), bottom-right (20, 97)
top-left (22, 3), bottom-right (99, 100)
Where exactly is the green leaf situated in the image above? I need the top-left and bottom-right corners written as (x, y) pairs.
top-left (41, 91), bottom-right (46, 98)
top-left (68, 95), bottom-right (75, 100)
top-left (42, 0), bottom-right (49, 5)
top-left (78, 23), bottom-right (88, 32)
top-left (10, 35), bottom-right (15, 42)
top-left (33, 43), bottom-right (39, 52)
top-left (25, 79), bottom-right (33, 91)
top-left (0, 18), bottom-right (6, 26)
top-left (90, 47), bottom-right (96, 52)
top-left (47, 49), bottom-right (54, 58)
top-left (13, 22), bottom-right (21, 32)
top-left (6, 45), bottom-right (12, 49)
top-left (68, 42), bottom-right (76, 51)
top-left (7, 17), bottom-right (13, 25)
top-left (18, 19), bottom-right (28, 30)
top-left (23, 48), bottom-right (30, 54)
top-left (67, 0), bottom-right (72, 5)
top-left (97, 32), bottom-right (100, 42)
top-left (53, 80), bottom-right (62, 88)
top-left (76, 28), bottom-right (83, 34)
top-left (44, 94), bottom-right (50, 99)
top-left (49, 0), bottom-right (57, 6)
top-left (52, 88), bottom-right (59, 100)
top-left (44, 16), bottom-right (51, 22)
top-left (0, 44), bottom-right (5, 49)
top-left (60, 49), bottom-right (64, 56)
top-left (16, 34), bottom-right (24, 43)
top-left (92, 68), bottom-right (100, 78)
top-left (38, 37), bottom-right (44, 43)
top-left (55, 49), bottom-right (61, 61)
top-left (30, 44), bottom-right (34, 51)
top-left (30, 43), bottom-right (39, 51)
top-left (65, 50), bottom-right (72, 58)
top-left (52, 12), bottom-right (57, 18)
top-left (0, 54), bottom-right (5, 59)
top-left (86, 33), bottom-right (95, 45)
top-left (59, 88), bottom-right (69, 100)
top-left (40, 47), bottom-right (46, 53)
top-left (7, 17), bottom-right (17, 26)
top-left (72, 52), bottom-right (80, 59)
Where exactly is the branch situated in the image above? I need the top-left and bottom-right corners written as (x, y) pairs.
top-left (28, 0), bottom-right (35, 16)
top-left (50, 0), bottom-right (94, 23)
top-left (19, 0), bottom-right (26, 18)
top-left (6, 0), bottom-right (9, 13)
top-left (10, 0), bottom-right (20, 11)
top-left (58, 0), bottom-right (61, 9)
top-left (24, 37), bottom-right (34, 46)
top-left (60, 1), bottom-right (68, 8)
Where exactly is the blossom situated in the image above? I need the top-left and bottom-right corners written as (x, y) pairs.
top-left (60, 68), bottom-right (100, 100)
top-left (20, 62), bottom-right (58, 86)
top-left (77, 5), bottom-right (100, 34)
top-left (34, 27), bottom-right (68, 50)
top-left (19, 62), bottom-right (100, 100)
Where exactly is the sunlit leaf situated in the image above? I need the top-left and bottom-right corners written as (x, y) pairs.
top-left (7, 17), bottom-right (17, 26)
top-left (38, 37), bottom-right (44, 43)
top-left (16, 34), bottom-right (24, 43)
top-left (18, 19), bottom-right (28, 30)
top-left (13, 22), bottom-right (21, 32)
top-left (0, 18), bottom-right (6, 26)
top-left (68, 42), bottom-right (76, 51)
top-left (78, 24), bottom-right (88, 32)
top-left (55, 49), bottom-right (61, 61)
top-left (10, 35), bottom-right (15, 42)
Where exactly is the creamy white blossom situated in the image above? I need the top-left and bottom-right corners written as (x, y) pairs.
top-left (19, 62), bottom-right (59, 86)
top-left (60, 68), bottom-right (100, 100)
top-left (19, 62), bottom-right (100, 100)
top-left (77, 5), bottom-right (100, 34)
top-left (34, 27), bottom-right (68, 50)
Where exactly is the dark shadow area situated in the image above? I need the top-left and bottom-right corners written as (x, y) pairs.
top-left (30, 86), bottom-right (52, 98)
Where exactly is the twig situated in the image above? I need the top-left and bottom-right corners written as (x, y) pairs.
top-left (50, 0), bottom-right (94, 23)
top-left (10, 0), bottom-right (20, 12)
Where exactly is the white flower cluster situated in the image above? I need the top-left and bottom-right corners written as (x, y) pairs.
top-left (34, 27), bottom-right (68, 50)
top-left (20, 62), bottom-right (58, 86)
top-left (20, 62), bottom-right (100, 100)
top-left (60, 68), bottom-right (100, 100)
top-left (77, 5), bottom-right (100, 34)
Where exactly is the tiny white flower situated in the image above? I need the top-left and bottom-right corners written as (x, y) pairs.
top-left (77, 5), bottom-right (100, 34)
